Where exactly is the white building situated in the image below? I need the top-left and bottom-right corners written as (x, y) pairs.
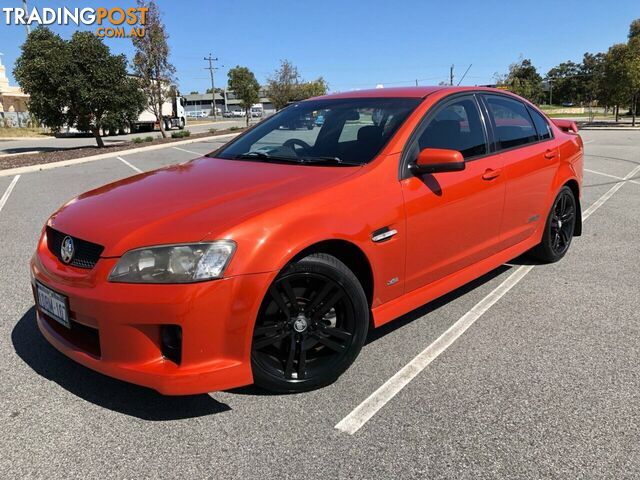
top-left (0, 53), bottom-right (30, 127)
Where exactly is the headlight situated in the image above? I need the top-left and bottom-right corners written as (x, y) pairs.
top-left (108, 241), bottom-right (236, 284)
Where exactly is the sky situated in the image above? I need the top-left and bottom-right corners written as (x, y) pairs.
top-left (1, 0), bottom-right (638, 94)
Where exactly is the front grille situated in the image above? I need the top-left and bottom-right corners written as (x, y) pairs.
top-left (46, 226), bottom-right (104, 269)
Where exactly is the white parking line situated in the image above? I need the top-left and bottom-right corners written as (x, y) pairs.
top-left (335, 164), bottom-right (640, 435)
top-left (117, 156), bottom-right (143, 174)
top-left (173, 146), bottom-right (202, 156)
top-left (585, 168), bottom-right (640, 186)
top-left (582, 164), bottom-right (640, 220)
top-left (0, 175), bottom-right (20, 214)
top-left (583, 140), bottom-right (594, 144)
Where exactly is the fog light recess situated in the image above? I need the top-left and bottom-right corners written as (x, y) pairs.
top-left (161, 325), bottom-right (182, 365)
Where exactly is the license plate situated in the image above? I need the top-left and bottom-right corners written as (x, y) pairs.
top-left (36, 282), bottom-right (70, 329)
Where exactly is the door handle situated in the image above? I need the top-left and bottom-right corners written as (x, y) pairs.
top-left (482, 168), bottom-right (501, 180)
top-left (544, 149), bottom-right (557, 159)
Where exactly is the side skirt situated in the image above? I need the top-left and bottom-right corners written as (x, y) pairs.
top-left (371, 234), bottom-right (539, 327)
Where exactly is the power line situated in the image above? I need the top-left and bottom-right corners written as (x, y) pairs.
top-left (457, 64), bottom-right (472, 86)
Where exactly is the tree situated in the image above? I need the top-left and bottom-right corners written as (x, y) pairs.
top-left (292, 77), bottom-right (328, 101)
top-left (627, 36), bottom-right (640, 125)
top-left (629, 18), bottom-right (640, 40)
top-left (227, 66), bottom-right (260, 126)
top-left (546, 61), bottom-right (581, 105)
top-left (579, 52), bottom-right (605, 106)
top-left (189, 90), bottom-right (199, 95)
top-left (13, 28), bottom-right (69, 133)
top-left (267, 60), bottom-right (330, 109)
top-left (602, 43), bottom-right (639, 123)
top-left (267, 60), bottom-right (300, 110)
top-left (496, 58), bottom-right (543, 103)
top-left (131, 0), bottom-right (176, 138)
top-left (14, 28), bottom-right (145, 147)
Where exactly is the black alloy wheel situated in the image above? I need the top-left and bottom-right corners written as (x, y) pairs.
top-left (251, 254), bottom-right (368, 393)
top-left (532, 186), bottom-right (577, 262)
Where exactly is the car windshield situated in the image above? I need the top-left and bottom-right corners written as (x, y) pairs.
top-left (212, 97), bottom-right (421, 165)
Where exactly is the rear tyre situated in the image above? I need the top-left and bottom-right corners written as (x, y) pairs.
top-left (530, 186), bottom-right (577, 263)
top-left (251, 253), bottom-right (369, 393)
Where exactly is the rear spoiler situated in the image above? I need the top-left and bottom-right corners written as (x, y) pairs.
top-left (552, 119), bottom-right (579, 134)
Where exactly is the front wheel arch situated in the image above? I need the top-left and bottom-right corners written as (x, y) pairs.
top-left (287, 239), bottom-right (374, 308)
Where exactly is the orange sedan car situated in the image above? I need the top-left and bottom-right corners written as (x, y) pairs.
top-left (31, 87), bottom-right (583, 394)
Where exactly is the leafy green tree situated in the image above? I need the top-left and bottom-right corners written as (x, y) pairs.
top-left (546, 61), bottom-right (581, 105)
top-left (629, 18), bottom-right (640, 39)
top-left (579, 52), bottom-right (605, 105)
top-left (227, 66), bottom-right (260, 126)
top-left (131, 0), bottom-right (176, 138)
top-left (13, 28), bottom-right (69, 132)
top-left (268, 60), bottom-right (329, 109)
top-left (267, 60), bottom-right (300, 110)
top-left (14, 28), bottom-right (145, 147)
top-left (627, 36), bottom-right (640, 125)
top-left (292, 77), bottom-right (329, 101)
top-left (500, 59), bottom-right (543, 103)
top-left (602, 43), bottom-right (640, 123)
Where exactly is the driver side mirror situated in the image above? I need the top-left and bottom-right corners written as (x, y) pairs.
top-left (409, 148), bottom-right (465, 175)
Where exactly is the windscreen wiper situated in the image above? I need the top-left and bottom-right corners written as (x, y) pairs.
top-left (236, 152), bottom-right (361, 166)
top-left (236, 152), bottom-right (299, 162)
top-left (297, 156), bottom-right (362, 166)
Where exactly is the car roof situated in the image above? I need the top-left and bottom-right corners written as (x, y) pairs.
top-left (309, 86), bottom-right (515, 100)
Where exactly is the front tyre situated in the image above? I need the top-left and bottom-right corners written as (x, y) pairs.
top-left (531, 186), bottom-right (577, 263)
top-left (251, 253), bottom-right (369, 393)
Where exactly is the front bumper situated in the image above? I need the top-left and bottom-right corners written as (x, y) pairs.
top-left (31, 237), bottom-right (275, 395)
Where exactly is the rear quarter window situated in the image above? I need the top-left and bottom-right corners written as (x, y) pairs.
top-left (485, 95), bottom-right (538, 150)
top-left (528, 106), bottom-right (553, 140)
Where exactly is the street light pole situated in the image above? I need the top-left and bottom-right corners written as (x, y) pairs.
top-left (204, 54), bottom-right (219, 120)
top-left (23, 0), bottom-right (31, 36)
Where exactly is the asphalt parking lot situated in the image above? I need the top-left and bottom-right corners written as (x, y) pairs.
top-left (0, 118), bottom-right (248, 156)
top-left (1, 129), bottom-right (639, 479)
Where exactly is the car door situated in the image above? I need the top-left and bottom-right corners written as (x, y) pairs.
top-left (481, 94), bottom-right (559, 247)
top-left (400, 94), bottom-right (506, 292)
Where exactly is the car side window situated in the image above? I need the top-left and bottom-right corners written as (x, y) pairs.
top-left (528, 106), bottom-right (553, 140)
top-left (485, 95), bottom-right (538, 150)
top-left (416, 97), bottom-right (487, 159)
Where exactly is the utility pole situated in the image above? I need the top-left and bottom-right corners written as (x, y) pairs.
top-left (415, 79), bottom-right (418, 86)
top-left (450, 65), bottom-right (454, 86)
top-left (204, 54), bottom-right (220, 120)
top-left (23, 0), bottom-right (31, 36)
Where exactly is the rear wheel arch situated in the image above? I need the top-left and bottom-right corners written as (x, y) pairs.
top-left (563, 179), bottom-right (582, 236)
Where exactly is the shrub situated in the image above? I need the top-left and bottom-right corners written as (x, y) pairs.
top-left (229, 126), bottom-right (241, 131)
top-left (208, 128), bottom-right (217, 134)
top-left (144, 136), bottom-right (154, 142)
top-left (132, 137), bottom-right (144, 143)
top-left (171, 130), bottom-right (191, 138)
